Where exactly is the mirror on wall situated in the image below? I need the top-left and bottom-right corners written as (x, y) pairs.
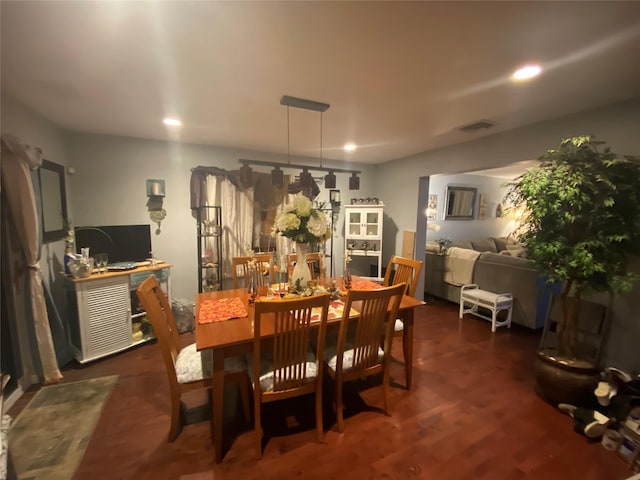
top-left (444, 185), bottom-right (477, 220)
top-left (39, 159), bottom-right (68, 242)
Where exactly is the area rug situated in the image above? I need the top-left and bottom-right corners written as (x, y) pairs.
top-left (9, 375), bottom-right (118, 480)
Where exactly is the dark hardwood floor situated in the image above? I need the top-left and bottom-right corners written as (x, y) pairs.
top-left (9, 298), bottom-right (632, 479)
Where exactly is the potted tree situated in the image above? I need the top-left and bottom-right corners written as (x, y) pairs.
top-left (506, 136), bottom-right (640, 405)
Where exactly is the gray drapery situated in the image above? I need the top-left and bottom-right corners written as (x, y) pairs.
top-left (1, 135), bottom-right (62, 384)
top-left (189, 165), bottom-right (319, 210)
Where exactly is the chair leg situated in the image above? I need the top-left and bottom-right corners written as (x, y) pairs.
top-left (168, 391), bottom-right (182, 442)
top-left (336, 374), bottom-right (345, 433)
top-left (239, 375), bottom-right (251, 424)
top-left (383, 361), bottom-right (392, 417)
top-left (315, 381), bottom-right (324, 443)
top-left (254, 391), bottom-right (262, 458)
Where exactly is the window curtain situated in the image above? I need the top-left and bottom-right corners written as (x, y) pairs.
top-left (205, 175), bottom-right (253, 279)
top-left (0, 135), bottom-right (62, 384)
top-left (189, 165), bottom-right (320, 277)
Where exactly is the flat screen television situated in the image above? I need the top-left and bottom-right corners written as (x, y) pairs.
top-left (74, 224), bottom-right (152, 264)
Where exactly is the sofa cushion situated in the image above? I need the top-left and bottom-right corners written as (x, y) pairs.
top-left (505, 244), bottom-right (528, 258)
top-left (478, 251), bottom-right (532, 268)
top-left (471, 238), bottom-right (498, 253)
top-left (426, 241), bottom-right (441, 253)
top-left (493, 237), bottom-right (507, 252)
top-left (493, 236), bottom-right (520, 252)
top-left (452, 240), bottom-right (474, 250)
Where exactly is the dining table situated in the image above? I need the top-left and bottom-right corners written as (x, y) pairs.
top-left (195, 278), bottom-right (425, 463)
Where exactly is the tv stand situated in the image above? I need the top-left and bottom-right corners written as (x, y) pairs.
top-left (65, 263), bottom-right (171, 363)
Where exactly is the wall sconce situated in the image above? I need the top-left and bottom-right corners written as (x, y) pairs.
top-left (426, 194), bottom-right (438, 220)
top-left (146, 179), bottom-right (166, 234)
top-left (146, 179), bottom-right (165, 197)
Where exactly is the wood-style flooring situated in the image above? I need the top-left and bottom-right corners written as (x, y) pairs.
top-left (8, 298), bottom-right (633, 480)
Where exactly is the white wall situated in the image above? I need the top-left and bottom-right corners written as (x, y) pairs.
top-left (425, 173), bottom-right (512, 243)
top-left (373, 98), bottom-right (640, 372)
top-left (4, 91), bottom-right (639, 372)
top-left (65, 132), bottom-right (378, 300)
top-left (375, 98), bottom-right (640, 262)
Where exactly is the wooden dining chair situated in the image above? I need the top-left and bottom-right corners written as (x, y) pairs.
top-left (251, 293), bottom-right (330, 458)
top-left (231, 253), bottom-right (274, 289)
top-left (136, 275), bottom-right (250, 442)
top-left (382, 255), bottom-right (423, 388)
top-left (325, 283), bottom-right (405, 432)
top-left (286, 252), bottom-right (322, 280)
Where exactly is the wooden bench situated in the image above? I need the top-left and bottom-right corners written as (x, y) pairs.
top-left (459, 284), bottom-right (513, 332)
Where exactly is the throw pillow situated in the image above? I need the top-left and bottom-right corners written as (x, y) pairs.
top-left (452, 240), bottom-right (474, 250)
top-left (505, 245), bottom-right (527, 258)
top-left (471, 238), bottom-right (498, 253)
top-left (426, 241), bottom-right (440, 253)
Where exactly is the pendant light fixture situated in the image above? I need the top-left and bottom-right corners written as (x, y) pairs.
top-left (349, 172), bottom-right (360, 190)
top-left (239, 95), bottom-right (361, 190)
top-left (240, 163), bottom-right (253, 188)
top-left (271, 105), bottom-right (289, 188)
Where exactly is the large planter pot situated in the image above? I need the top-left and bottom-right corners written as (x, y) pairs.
top-left (535, 349), bottom-right (599, 406)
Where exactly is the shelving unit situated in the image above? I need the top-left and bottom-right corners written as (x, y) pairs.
top-left (344, 204), bottom-right (384, 280)
top-left (197, 206), bottom-right (223, 293)
top-left (65, 264), bottom-right (171, 363)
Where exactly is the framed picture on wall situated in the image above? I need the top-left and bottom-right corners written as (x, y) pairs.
top-left (39, 159), bottom-right (68, 242)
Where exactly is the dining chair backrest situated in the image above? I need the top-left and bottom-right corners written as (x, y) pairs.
top-left (286, 252), bottom-right (322, 280)
top-left (252, 293), bottom-right (330, 456)
top-left (336, 283), bottom-right (405, 376)
top-left (253, 294), bottom-right (330, 395)
top-left (231, 254), bottom-right (274, 289)
top-left (136, 275), bottom-right (183, 390)
top-left (137, 274), bottom-right (250, 444)
top-left (383, 255), bottom-right (424, 297)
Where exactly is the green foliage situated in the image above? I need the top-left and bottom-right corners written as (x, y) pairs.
top-left (505, 136), bottom-right (640, 358)
top-left (506, 136), bottom-right (640, 297)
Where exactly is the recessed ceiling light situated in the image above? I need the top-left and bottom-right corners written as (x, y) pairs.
top-left (163, 118), bottom-right (182, 127)
top-left (512, 64), bottom-right (542, 81)
top-left (344, 143), bottom-right (357, 152)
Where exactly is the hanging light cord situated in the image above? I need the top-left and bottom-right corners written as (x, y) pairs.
top-left (287, 105), bottom-right (291, 165)
top-left (319, 111), bottom-right (323, 168)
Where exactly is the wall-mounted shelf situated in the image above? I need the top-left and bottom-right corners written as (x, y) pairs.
top-left (197, 206), bottom-right (223, 293)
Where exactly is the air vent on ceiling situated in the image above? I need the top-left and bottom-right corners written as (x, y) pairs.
top-left (459, 119), bottom-right (495, 132)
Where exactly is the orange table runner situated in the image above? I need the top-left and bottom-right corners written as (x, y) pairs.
top-left (350, 279), bottom-right (383, 290)
top-left (198, 297), bottom-right (248, 324)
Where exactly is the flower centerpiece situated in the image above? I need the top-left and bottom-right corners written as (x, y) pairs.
top-left (272, 193), bottom-right (331, 289)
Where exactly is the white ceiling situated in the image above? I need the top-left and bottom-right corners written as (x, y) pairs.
top-left (2, 1), bottom-right (640, 166)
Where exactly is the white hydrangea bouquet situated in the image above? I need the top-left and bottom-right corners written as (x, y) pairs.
top-left (272, 193), bottom-right (331, 245)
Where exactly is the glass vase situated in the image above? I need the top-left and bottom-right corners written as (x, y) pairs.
top-left (247, 266), bottom-right (257, 304)
top-left (343, 255), bottom-right (352, 290)
top-left (291, 242), bottom-right (312, 290)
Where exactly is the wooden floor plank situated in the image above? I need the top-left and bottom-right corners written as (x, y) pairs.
top-left (7, 297), bottom-right (633, 479)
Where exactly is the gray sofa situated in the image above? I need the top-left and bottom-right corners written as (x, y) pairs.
top-left (424, 237), bottom-right (556, 329)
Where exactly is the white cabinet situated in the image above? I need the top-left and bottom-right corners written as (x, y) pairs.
top-left (344, 205), bottom-right (384, 279)
top-left (67, 264), bottom-right (171, 363)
